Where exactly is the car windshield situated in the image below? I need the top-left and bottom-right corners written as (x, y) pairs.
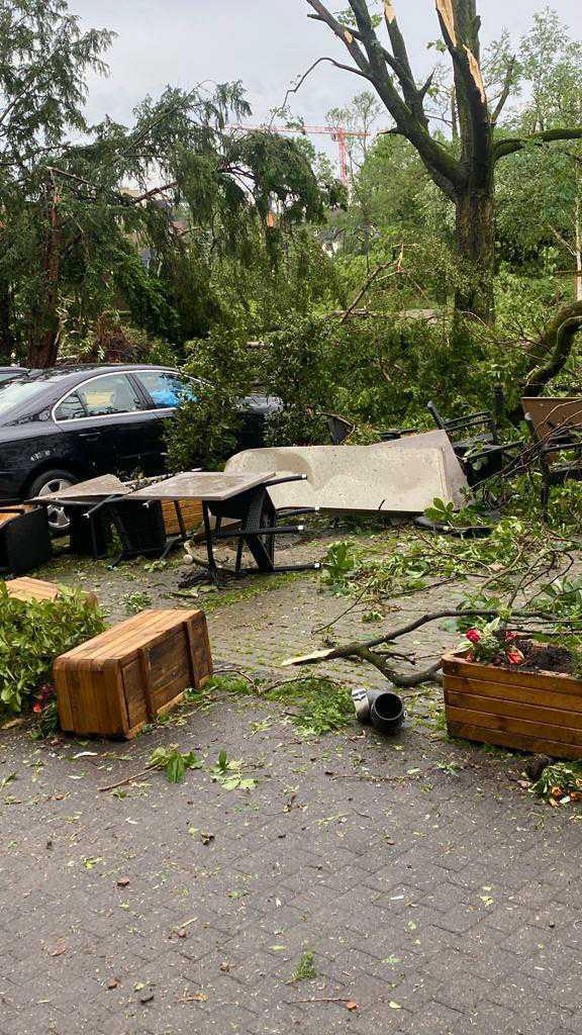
top-left (0, 377), bottom-right (52, 415)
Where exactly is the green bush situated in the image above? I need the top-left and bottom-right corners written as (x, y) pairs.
top-left (0, 585), bottom-right (105, 716)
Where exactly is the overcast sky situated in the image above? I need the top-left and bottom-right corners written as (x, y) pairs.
top-left (74, 0), bottom-right (581, 162)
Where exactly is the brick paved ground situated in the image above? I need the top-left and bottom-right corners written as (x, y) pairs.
top-left (1, 530), bottom-right (581, 1035)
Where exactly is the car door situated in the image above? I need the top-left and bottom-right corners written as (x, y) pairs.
top-left (54, 372), bottom-right (151, 477)
top-left (131, 369), bottom-right (199, 472)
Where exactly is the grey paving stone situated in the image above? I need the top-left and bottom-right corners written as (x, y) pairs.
top-left (3, 558), bottom-right (582, 1035)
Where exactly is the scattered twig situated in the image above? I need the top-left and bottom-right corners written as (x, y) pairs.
top-left (285, 996), bottom-right (357, 1006)
top-left (98, 767), bottom-right (155, 793)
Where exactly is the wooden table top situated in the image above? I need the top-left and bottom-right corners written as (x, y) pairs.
top-left (28, 470), bottom-right (276, 506)
top-left (127, 471), bottom-right (276, 502)
top-left (28, 474), bottom-right (130, 503)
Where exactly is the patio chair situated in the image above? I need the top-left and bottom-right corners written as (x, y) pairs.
top-left (426, 400), bottom-right (520, 486)
top-left (524, 413), bottom-right (582, 518)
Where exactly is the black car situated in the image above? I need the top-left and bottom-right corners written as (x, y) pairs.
top-left (0, 366), bottom-right (27, 384)
top-left (0, 365), bottom-right (278, 530)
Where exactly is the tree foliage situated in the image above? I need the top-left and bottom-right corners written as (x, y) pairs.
top-left (0, 1), bottom-right (334, 366)
top-left (302, 0), bottom-right (582, 322)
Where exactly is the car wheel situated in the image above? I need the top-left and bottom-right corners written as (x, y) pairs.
top-left (28, 469), bottom-right (77, 535)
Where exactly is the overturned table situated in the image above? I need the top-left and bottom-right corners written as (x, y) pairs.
top-left (30, 470), bottom-right (319, 581)
top-left (126, 471), bottom-right (318, 581)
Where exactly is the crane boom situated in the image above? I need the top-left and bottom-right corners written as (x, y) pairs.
top-left (227, 123), bottom-right (369, 183)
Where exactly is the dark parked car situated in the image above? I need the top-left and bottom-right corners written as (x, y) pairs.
top-left (0, 366), bottom-right (27, 384)
top-left (0, 365), bottom-right (279, 530)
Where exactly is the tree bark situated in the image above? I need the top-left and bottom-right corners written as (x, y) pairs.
top-left (522, 300), bottom-right (582, 396)
top-left (0, 279), bottom-right (15, 358)
top-left (454, 186), bottom-right (496, 323)
top-left (506, 299), bottom-right (582, 421)
top-left (27, 184), bottom-right (61, 368)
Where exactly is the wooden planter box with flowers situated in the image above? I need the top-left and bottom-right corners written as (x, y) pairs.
top-left (442, 627), bottom-right (582, 761)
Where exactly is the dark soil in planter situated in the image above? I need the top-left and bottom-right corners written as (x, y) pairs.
top-left (489, 638), bottom-right (578, 676)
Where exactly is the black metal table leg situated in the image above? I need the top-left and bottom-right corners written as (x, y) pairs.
top-left (202, 502), bottom-right (220, 582)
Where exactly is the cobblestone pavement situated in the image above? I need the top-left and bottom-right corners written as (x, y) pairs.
top-left (1, 533), bottom-right (581, 1035)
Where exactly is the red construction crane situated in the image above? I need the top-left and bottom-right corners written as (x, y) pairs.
top-left (227, 123), bottom-right (369, 184)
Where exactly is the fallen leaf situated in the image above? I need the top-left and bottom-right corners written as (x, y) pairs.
top-left (200, 831), bottom-right (214, 845)
top-left (50, 939), bottom-right (68, 957)
top-left (345, 1000), bottom-right (358, 1011)
top-left (177, 991), bottom-right (208, 1003)
top-left (389, 1000), bottom-right (402, 1009)
top-left (83, 856), bottom-right (103, 870)
top-left (107, 977), bottom-right (119, 990)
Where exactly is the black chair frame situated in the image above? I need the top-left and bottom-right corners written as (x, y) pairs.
top-left (524, 413), bottom-right (582, 518)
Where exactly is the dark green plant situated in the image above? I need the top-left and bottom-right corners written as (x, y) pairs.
top-left (147, 744), bottom-right (202, 783)
top-left (210, 749), bottom-right (257, 790)
top-left (424, 498), bottom-right (488, 529)
top-left (123, 591), bottom-right (152, 616)
top-left (167, 381), bottom-right (242, 472)
top-left (263, 405), bottom-right (330, 448)
top-left (530, 761), bottom-right (582, 804)
top-left (321, 541), bottom-right (359, 593)
top-left (291, 950), bottom-right (317, 983)
top-left (0, 585), bottom-right (105, 715)
top-left (265, 677), bottom-right (353, 735)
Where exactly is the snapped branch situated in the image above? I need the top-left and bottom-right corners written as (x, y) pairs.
top-left (494, 126), bottom-right (582, 162)
top-left (304, 0), bottom-right (462, 196)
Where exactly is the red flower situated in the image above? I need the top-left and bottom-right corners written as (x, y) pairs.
top-left (465, 629), bottom-right (481, 644)
top-left (32, 702), bottom-right (43, 713)
top-left (504, 631), bottom-right (517, 642)
top-left (505, 647), bottom-right (525, 665)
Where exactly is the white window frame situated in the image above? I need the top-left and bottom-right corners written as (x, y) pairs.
top-left (52, 370), bottom-right (149, 424)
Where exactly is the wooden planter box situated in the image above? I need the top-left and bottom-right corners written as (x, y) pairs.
top-left (54, 608), bottom-right (212, 739)
top-left (5, 577), bottom-right (98, 608)
top-left (161, 499), bottom-right (203, 536)
top-left (442, 650), bottom-right (582, 760)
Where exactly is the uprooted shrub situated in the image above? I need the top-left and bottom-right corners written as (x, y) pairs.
top-left (0, 586), bottom-right (105, 716)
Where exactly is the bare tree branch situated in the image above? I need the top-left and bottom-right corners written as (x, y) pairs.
top-left (280, 56), bottom-right (372, 114)
top-left (490, 55), bottom-right (517, 124)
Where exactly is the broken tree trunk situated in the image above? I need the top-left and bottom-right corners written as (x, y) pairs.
top-left (454, 185), bottom-right (496, 324)
top-left (305, 0), bottom-right (582, 326)
top-left (507, 300), bottom-right (582, 422)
